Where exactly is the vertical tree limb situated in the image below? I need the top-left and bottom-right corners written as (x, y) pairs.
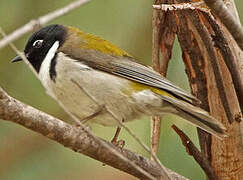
top-left (151, 0), bottom-right (176, 159)
top-left (151, 0), bottom-right (163, 158)
top-left (177, 1), bottom-right (242, 179)
top-left (153, 0), bottom-right (243, 179)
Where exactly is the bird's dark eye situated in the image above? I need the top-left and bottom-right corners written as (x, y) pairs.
top-left (33, 40), bottom-right (43, 48)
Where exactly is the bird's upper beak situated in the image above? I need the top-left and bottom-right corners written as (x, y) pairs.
top-left (11, 55), bottom-right (22, 63)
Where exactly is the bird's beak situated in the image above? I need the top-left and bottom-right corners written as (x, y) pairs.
top-left (11, 55), bottom-right (22, 63)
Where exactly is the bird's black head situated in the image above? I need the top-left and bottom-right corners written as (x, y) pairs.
top-left (12, 24), bottom-right (67, 73)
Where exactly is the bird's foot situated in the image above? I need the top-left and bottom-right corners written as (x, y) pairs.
top-left (111, 139), bottom-right (125, 149)
top-left (111, 127), bottom-right (125, 149)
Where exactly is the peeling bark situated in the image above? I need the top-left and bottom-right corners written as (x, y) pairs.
top-left (153, 0), bottom-right (243, 179)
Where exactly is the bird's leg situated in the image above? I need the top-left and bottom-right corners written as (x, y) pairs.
top-left (111, 127), bottom-right (125, 148)
top-left (102, 127), bottom-right (125, 166)
top-left (81, 105), bottom-right (105, 124)
top-left (111, 127), bottom-right (121, 144)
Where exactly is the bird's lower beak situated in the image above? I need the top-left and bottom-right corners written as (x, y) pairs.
top-left (11, 55), bottom-right (22, 63)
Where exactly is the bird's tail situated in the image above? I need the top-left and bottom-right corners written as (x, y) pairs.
top-left (161, 96), bottom-right (227, 139)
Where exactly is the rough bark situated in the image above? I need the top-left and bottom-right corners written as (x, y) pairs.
top-left (153, 0), bottom-right (243, 179)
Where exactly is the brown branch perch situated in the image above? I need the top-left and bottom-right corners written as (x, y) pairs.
top-left (0, 86), bottom-right (189, 180)
top-left (172, 125), bottom-right (218, 180)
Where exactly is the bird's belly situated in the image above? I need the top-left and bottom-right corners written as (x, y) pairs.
top-left (48, 68), bottom-right (143, 126)
top-left (54, 82), bottom-right (117, 126)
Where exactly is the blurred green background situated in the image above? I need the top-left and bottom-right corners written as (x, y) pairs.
top-left (0, 0), bottom-right (242, 179)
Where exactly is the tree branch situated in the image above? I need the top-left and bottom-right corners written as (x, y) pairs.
top-left (0, 0), bottom-right (91, 49)
top-left (172, 125), bottom-right (218, 180)
top-left (203, 0), bottom-right (243, 50)
top-left (0, 86), bottom-right (189, 180)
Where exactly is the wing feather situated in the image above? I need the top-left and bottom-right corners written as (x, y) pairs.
top-left (110, 59), bottom-right (197, 103)
top-left (60, 45), bottom-right (197, 103)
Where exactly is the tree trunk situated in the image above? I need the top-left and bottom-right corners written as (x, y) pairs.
top-left (153, 0), bottom-right (243, 179)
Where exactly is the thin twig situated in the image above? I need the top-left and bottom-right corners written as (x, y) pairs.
top-left (151, 116), bottom-right (161, 157)
top-left (203, 0), bottom-right (243, 50)
top-left (117, 120), bottom-right (168, 178)
top-left (0, 0), bottom-right (91, 49)
top-left (172, 125), bottom-right (218, 180)
top-left (151, 2), bottom-right (163, 161)
top-left (0, 28), bottom-right (39, 78)
top-left (59, 101), bottom-right (157, 180)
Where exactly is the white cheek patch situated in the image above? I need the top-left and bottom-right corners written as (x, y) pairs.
top-left (39, 41), bottom-right (60, 86)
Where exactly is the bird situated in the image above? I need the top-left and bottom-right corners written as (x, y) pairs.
top-left (12, 24), bottom-right (226, 141)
